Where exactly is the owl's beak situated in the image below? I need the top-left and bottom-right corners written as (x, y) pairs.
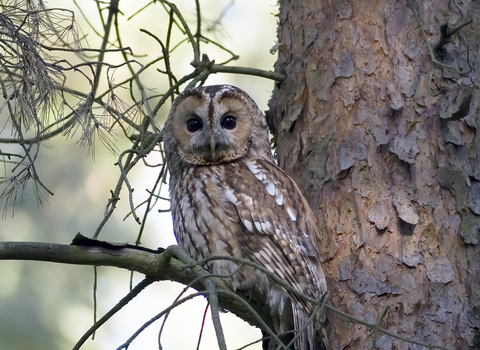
top-left (210, 135), bottom-right (216, 157)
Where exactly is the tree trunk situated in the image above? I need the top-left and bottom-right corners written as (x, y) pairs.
top-left (268, 0), bottom-right (480, 348)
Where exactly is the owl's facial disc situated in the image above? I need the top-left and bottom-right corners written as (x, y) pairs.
top-left (171, 95), bottom-right (252, 165)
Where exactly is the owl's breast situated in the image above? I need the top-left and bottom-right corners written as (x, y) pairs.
top-left (170, 164), bottom-right (272, 292)
top-left (171, 165), bottom-right (243, 258)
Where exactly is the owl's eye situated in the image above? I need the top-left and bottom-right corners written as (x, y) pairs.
top-left (186, 117), bottom-right (203, 132)
top-left (221, 115), bottom-right (237, 130)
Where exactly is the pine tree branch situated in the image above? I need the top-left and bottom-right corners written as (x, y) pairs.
top-left (0, 240), bottom-right (273, 331)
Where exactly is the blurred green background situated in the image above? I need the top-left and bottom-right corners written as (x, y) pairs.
top-left (0, 1), bottom-right (278, 349)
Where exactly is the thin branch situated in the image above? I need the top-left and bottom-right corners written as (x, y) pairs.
top-left (433, 20), bottom-right (473, 54)
top-left (92, 266), bottom-right (98, 340)
top-left (161, 0), bottom-right (200, 62)
top-left (325, 304), bottom-right (451, 350)
top-left (91, 0), bottom-right (118, 94)
top-left (407, 0), bottom-right (472, 97)
top-left (196, 304), bottom-right (210, 350)
top-left (370, 306), bottom-right (389, 350)
top-left (117, 292), bottom-right (205, 350)
top-left (73, 277), bottom-right (157, 350)
top-left (209, 64), bottom-right (285, 81)
top-left (134, 162), bottom-right (167, 245)
top-left (116, 149), bottom-right (142, 225)
top-left (39, 41), bottom-right (132, 54)
top-left (205, 270), bottom-right (227, 350)
top-left (194, 0), bottom-right (201, 52)
top-left (285, 292), bottom-right (329, 350)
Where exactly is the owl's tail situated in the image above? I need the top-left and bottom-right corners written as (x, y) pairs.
top-left (293, 305), bottom-right (328, 350)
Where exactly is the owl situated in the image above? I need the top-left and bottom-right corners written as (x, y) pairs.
top-left (163, 84), bottom-right (327, 350)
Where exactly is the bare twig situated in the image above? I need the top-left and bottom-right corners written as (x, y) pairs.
top-left (407, 0), bottom-right (472, 96)
top-left (73, 278), bottom-right (157, 350)
top-left (370, 306), bottom-right (389, 350)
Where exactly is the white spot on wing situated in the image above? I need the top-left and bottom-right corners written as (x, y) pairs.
top-left (246, 162), bottom-right (258, 173)
top-left (286, 207), bottom-right (297, 221)
top-left (243, 219), bottom-right (253, 232)
top-left (224, 188), bottom-right (238, 204)
top-left (260, 222), bottom-right (268, 232)
top-left (247, 162), bottom-right (265, 181)
top-left (275, 191), bottom-right (284, 206)
top-left (265, 181), bottom-right (275, 196)
top-left (254, 221), bottom-right (262, 231)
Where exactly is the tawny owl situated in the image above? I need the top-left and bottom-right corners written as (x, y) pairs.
top-left (163, 84), bottom-right (327, 350)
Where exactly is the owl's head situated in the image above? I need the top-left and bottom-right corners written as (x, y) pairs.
top-left (163, 85), bottom-right (270, 166)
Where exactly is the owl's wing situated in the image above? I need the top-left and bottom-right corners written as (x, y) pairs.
top-left (224, 159), bottom-right (327, 297)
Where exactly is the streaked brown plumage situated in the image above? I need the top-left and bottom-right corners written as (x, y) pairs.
top-left (163, 85), bottom-right (327, 349)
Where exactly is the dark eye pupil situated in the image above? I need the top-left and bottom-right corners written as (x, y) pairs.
top-left (221, 116), bottom-right (236, 130)
top-left (186, 117), bottom-right (202, 132)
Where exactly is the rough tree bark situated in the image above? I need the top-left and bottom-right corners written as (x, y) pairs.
top-left (268, 0), bottom-right (480, 349)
